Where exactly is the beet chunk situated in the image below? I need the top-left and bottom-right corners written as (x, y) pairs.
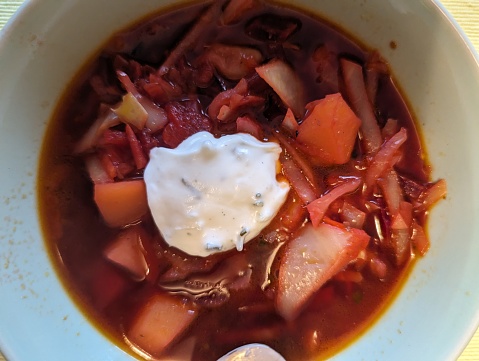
top-left (162, 100), bottom-right (212, 147)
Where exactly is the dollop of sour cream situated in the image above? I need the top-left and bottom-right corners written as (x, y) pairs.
top-left (144, 131), bottom-right (290, 257)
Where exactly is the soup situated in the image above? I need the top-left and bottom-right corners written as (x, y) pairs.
top-left (38, 0), bottom-right (447, 360)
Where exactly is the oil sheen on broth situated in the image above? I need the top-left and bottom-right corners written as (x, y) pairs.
top-left (38, 1), bottom-right (447, 360)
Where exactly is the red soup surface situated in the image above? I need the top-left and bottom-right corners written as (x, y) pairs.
top-left (38, 1), bottom-right (447, 360)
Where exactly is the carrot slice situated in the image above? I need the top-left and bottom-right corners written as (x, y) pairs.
top-left (94, 180), bottom-right (148, 227)
top-left (296, 93), bottom-right (361, 166)
top-left (127, 293), bottom-right (197, 356)
top-left (125, 125), bottom-right (148, 169)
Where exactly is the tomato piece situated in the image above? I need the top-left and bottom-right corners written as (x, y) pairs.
top-left (296, 93), bottom-right (361, 166)
top-left (94, 180), bottom-right (148, 227)
top-left (127, 293), bottom-right (197, 356)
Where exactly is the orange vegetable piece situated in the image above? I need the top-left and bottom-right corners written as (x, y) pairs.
top-left (94, 180), bottom-right (148, 227)
top-left (296, 93), bottom-right (361, 166)
top-left (127, 293), bottom-right (197, 356)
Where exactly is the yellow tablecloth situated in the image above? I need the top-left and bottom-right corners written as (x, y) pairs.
top-left (0, 0), bottom-right (478, 360)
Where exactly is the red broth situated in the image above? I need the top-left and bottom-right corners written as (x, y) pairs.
top-left (38, 1), bottom-right (446, 360)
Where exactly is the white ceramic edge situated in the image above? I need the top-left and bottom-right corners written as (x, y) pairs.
top-left (0, 0), bottom-right (478, 360)
top-left (433, 2), bottom-right (479, 357)
top-left (432, 0), bottom-right (479, 353)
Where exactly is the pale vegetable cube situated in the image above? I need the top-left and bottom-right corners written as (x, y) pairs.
top-left (128, 294), bottom-right (197, 356)
top-left (103, 227), bottom-right (148, 281)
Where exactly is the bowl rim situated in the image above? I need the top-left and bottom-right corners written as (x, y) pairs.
top-left (1, 0), bottom-right (479, 360)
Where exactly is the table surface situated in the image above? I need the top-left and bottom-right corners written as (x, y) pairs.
top-left (0, 0), bottom-right (478, 360)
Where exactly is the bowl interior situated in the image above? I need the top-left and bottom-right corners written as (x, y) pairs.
top-left (1, 0), bottom-right (478, 360)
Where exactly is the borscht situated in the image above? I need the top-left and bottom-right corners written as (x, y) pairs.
top-left (38, 0), bottom-right (447, 360)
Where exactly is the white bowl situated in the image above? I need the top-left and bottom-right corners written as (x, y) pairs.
top-left (1, 0), bottom-right (478, 360)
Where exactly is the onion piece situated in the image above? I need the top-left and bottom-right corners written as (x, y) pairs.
top-left (340, 201), bottom-right (366, 229)
top-left (415, 179), bottom-right (447, 212)
top-left (117, 71), bottom-right (169, 132)
top-left (365, 127), bottom-right (408, 189)
top-left (281, 108), bottom-right (298, 135)
top-left (112, 92), bottom-right (148, 130)
top-left (369, 257), bottom-right (387, 280)
top-left (84, 154), bottom-right (113, 184)
top-left (276, 223), bottom-right (369, 321)
top-left (274, 131), bottom-right (318, 188)
top-left (221, 0), bottom-right (258, 25)
top-left (390, 201), bottom-right (413, 266)
top-left (307, 177), bottom-right (362, 227)
top-left (377, 170), bottom-right (403, 215)
top-left (255, 59), bottom-right (305, 118)
top-left (411, 219), bottom-right (429, 256)
top-left (74, 109), bottom-right (120, 154)
top-left (340, 58), bottom-right (382, 153)
top-left (159, 1), bottom-right (225, 74)
top-left (280, 156), bottom-right (319, 205)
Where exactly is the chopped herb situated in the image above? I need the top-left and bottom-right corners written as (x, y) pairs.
top-left (352, 290), bottom-right (363, 304)
top-left (205, 243), bottom-right (222, 250)
top-left (181, 177), bottom-right (202, 199)
top-left (258, 237), bottom-right (269, 247)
